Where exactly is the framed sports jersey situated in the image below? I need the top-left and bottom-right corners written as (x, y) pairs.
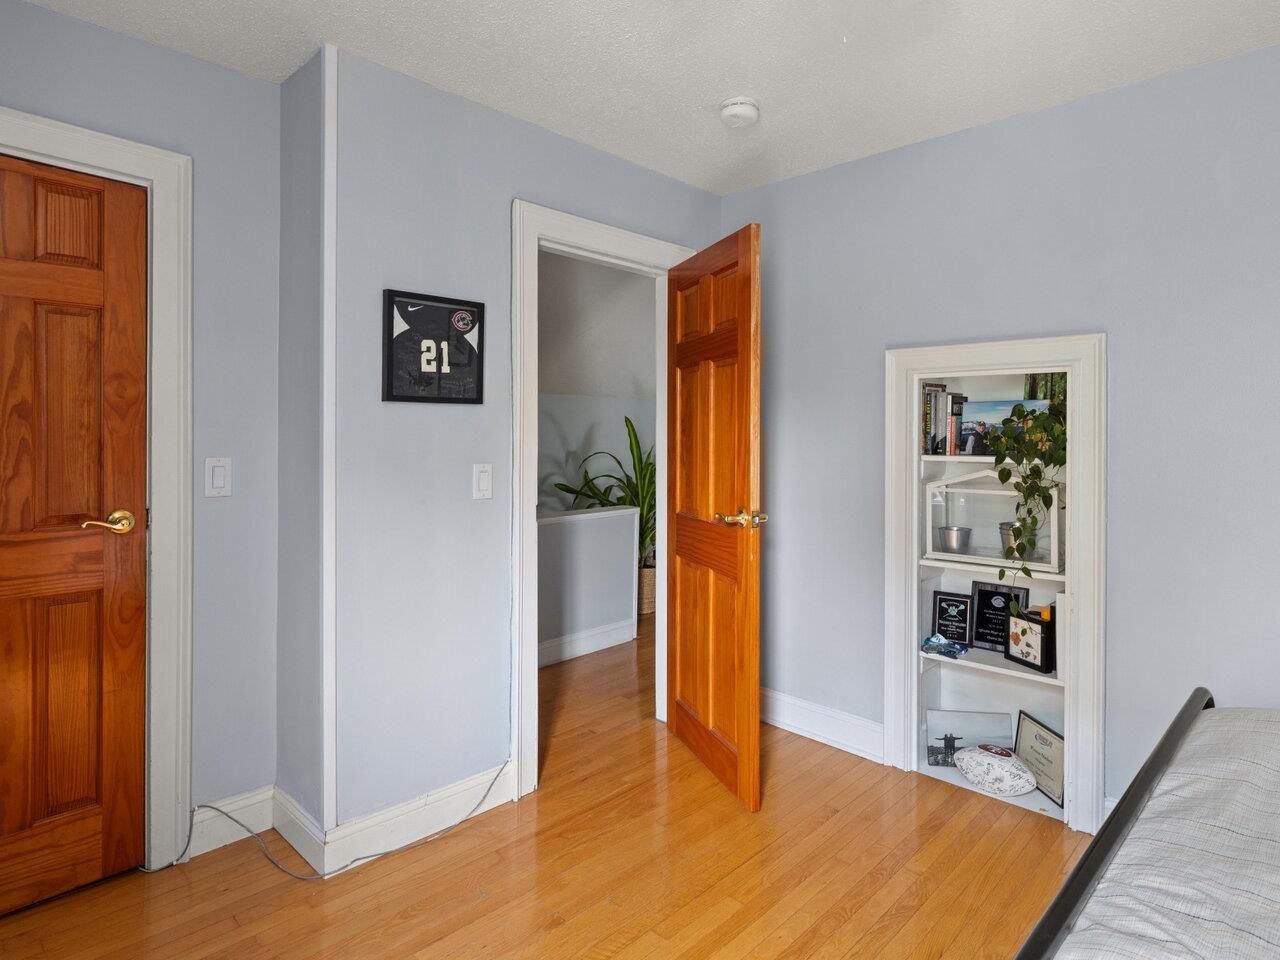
top-left (382, 289), bottom-right (484, 403)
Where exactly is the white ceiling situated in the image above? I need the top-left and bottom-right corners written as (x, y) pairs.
top-left (29, 0), bottom-right (1280, 194)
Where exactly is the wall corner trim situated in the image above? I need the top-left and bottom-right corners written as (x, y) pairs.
top-left (272, 787), bottom-right (328, 874)
top-left (761, 688), bottom-right (884, 764)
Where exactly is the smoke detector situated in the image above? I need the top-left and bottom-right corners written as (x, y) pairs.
top-left (720, 97), bottom-right (760, 129)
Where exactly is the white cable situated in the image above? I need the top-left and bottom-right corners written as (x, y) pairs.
top-left (140, 761), bottom-right (509, 881)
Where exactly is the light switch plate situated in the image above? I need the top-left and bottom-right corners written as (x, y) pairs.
top-left (204, 457), bottom-right (232, 498)
top-left (472, 463), bottom-right (493, 500)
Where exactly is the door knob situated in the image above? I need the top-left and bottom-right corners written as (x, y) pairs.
top-left (81, 509), bottom-right (136, 534)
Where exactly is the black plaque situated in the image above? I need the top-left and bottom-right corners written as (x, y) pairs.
top-left (931, 591), bottom-right (972, 646)
top-left (969, 581), bottom-right (1030, 653)
top-left (382, 289), bottom-right (484, 403)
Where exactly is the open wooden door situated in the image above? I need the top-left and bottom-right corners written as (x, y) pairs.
top-left (0, 154), bottom-right (148, 913)
top-left (667, 224), bottom-right (764, 811)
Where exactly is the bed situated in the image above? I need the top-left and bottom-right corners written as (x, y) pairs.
top-left (1016, 688), bottom-right (1280, 959)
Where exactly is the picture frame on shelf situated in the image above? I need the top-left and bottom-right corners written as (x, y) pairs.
top-left (1015, 710), bottom-right (1065, 807)
top-left (925, 709), bottom-right (1012, 767)
top-left (969, 581), bottom-right (1030, 653)
top-left (931, 591), bottom-right (973, 647)
top-left (957, 398), bottom-right (1049, 456)
top-left (1005, 607), bottom-right (1056, 674)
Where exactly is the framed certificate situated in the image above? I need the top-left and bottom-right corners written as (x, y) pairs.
top-left (1014, 710), bottom-right (1065, 807)
top-left (931, 591), bottom-right (972, 646)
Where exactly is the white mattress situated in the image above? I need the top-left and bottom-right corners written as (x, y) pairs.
top-left (1056, 708), bottom-right (1280, 960)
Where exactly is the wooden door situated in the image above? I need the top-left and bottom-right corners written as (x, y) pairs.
top-left (667, 224), bottom-right (764, 811)
top-left (0, 153), bottom-right (147, 914)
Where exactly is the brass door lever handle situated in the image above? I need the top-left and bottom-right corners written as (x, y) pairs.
top-left (715, 510), bottom-right (750, 527)
top-left (81, 509), bottom-right (136, 534)
top-left (715, 509), bottom-right (769, 528)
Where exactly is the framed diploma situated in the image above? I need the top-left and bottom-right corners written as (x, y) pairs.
top-left (969, 581), bottom-right (1030, 653)
top-left (1014, 710), bottom-right (1065, 807)
top-left (931, 591), bottom-right (972, 646)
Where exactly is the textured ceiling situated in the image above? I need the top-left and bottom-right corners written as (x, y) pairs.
top-left (27, 0), bottom-right (1280, 193)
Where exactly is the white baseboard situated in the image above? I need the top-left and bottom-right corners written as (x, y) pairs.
top-left (272, 786), bottom-right (328, 874)
top-left (186, 784), bottom-right (275, 859)
top-left (538, 618), bottom-right (635, 667)
top-left (188, 764), bottom-right (513, 877)
top-left (323, 763), bottom-right (514, 874)
top-left (762, 688), bottom-right (884, 764)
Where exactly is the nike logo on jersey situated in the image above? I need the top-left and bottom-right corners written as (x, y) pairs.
top-left (406, 304), bottom-right (425, 311)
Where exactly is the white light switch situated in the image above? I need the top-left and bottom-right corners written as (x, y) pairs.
top-left (472, 463), bottom-right (492, 500)
top-left (204, 457), bottom-right (232, 498)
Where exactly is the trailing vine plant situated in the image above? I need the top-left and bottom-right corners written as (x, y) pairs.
top-left (988, 398), bottom-right (1067, 619)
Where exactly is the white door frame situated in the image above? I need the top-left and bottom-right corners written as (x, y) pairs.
top-left (883, 333), bottom-right (1106, 833)
top-left (0, 105), bottom-right (194, 867)
top-left (510, 200), bottom-right (694, 798)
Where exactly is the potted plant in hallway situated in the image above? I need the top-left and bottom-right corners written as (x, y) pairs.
top-left (555, 416), bottom-right (657, 615)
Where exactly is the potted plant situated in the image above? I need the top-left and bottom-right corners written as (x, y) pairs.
top-left (555, 416), bottom-right (657, 614)
top-left (989, 397), bottom-right (1067, 615)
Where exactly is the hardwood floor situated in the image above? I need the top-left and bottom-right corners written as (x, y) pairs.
top-left (0, 616), bottom-right (1086, 958)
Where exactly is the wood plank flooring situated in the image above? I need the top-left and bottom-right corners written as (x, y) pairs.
top-left (0, 616), bottom-right (1086, 958)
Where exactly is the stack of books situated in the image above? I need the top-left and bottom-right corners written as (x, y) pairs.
top-left (921, 383), bottom-right (967, 455)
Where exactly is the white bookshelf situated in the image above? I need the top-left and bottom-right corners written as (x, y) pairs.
top-left (884, 337), bottom-right (1107, 834)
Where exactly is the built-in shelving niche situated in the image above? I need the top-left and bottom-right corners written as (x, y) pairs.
top-left (884, 338), bottom-right (1107, 834)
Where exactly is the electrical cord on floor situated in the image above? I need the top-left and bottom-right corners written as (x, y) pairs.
top-left (140, 761), bottom-right (510, 881)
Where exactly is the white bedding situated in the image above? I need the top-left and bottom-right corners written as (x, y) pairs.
top-left (1056, 708), bottom-right (1280, 960)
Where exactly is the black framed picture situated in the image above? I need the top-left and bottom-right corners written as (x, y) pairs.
top-left (969, 580), bottom-right (1030, 653)
top-left (382, 289), bottom-right (484, 403)
top-left (1015, 710), bottom-right (1065, 807)
top-left (931, 591), bottom-right (972, 646)
top-left (1005, 607), bottom-right (1056, 674)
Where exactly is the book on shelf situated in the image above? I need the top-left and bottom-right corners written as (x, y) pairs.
top-left (946, 392), bottom-right (967, 456)
top-left (921, 382), bottom-right (947, 454)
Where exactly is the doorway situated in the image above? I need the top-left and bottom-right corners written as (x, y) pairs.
top-left (0, 104), bottom-right (194, 878)
top-left (0, 152), bottom-right (148, 914)
top-left (535, 251), bottom-right (658, 774)
top-left (510, 201), bottom-right (694, 798)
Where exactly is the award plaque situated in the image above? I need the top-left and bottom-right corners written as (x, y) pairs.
top-left (1014, 710), bottom-right (1065, 807)
top-left (931, 591), bottom-right (973, 646)
top-left (969, 581), bottom-right (1030, 653)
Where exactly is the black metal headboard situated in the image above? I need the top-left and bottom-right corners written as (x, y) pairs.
top-left (1013, 687), bottom-right (1216, 960)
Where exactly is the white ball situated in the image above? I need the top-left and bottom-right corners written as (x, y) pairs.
top-left (954, 744), bottom-right (1037, 797)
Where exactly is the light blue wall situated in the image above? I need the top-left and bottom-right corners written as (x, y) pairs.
top-left (276, 51), bottom-right (325, 819)
top-left (333, 50), bottom-right (720, 820)
top-left (538, 396), bottom-right (656, 511)
top-left (0, 0), bottom-right (281, 804)
top-left (722, 44), bottom-right (1280, 796)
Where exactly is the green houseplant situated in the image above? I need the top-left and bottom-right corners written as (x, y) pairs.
top-left (555, 416), bottom-right (657, 611)
top-left (989, 397), bottom-right (1067, 614)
